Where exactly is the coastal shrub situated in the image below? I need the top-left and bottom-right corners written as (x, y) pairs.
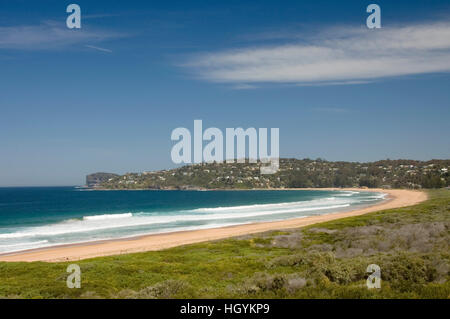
top-left (229, 272), bottom-right (290, 296)
top-left (252, 272), bottom-right (286, 291)
top-left (266, 254), bottom-right (306, 268)
top-left (136, 279), bottom-right (193, 299)
top-left (308, 243), bottom-right (334, 252)
top-left (285, 276), bottom-right (308, 293)
top-left (307, 228), bottom-right (338, 235)
top-left (342, 225), bottom-right (384, 237)
top-left (229, 282), bottom-right (261, 296)
top-left (303, 251), bottom-right (336, 265)
top-left (429, 257), bottom-right (449, 283)
top-left (113, 289), bottom-right (138, 299)
top-left (271, 232), bottom-right (304, 249)
top-left (251, 237), bottom-right (272, 247)
top-left (80, 291), bottom-right (102, 299)
top-left (379, 222), bottom-right (448, 253)
top-left (314, 263), bottom-right (355, 285)
top-left (335, 247), bottom-right (365, 258)
top-left (232, 272), bottom-right (310, 296)
top-left (277, 251), bottom-right (347, 284)
top-left (0, 294), bottom-right (23, 299)
top-left (380, 253), bottom-right (433, 291)
top-left (302, 252), bottom-right (372, 285)
top-left (331, 221), bottom-right (449, 258)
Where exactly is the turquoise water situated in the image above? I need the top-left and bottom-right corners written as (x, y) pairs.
top-left (0, 187), bottom-right (386, 254)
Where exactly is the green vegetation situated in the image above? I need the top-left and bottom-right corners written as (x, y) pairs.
top-left (86, 172), bottom-right (119, 188)
top-left (98, 159), bottom-right (450, 190)
top-left (0, 189), bottom-right (449, 299)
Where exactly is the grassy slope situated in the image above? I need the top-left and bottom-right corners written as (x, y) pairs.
top-left (0, 190), bottom-right (448, 299)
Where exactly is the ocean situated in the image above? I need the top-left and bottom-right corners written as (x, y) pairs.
top-left (0, 187), bottom-right (386, 254)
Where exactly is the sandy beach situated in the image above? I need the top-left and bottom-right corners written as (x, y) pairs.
top-left (0, 188), bottom-right (427, 262)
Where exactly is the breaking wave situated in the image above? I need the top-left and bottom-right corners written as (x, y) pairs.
top-left (83, 213), bottom-right (133, 221)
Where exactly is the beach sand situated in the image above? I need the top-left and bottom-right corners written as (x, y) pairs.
top-left (0, 188), bottom-right (427, 262)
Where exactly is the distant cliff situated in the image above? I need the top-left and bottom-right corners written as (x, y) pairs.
top-left (86, 172), bottom-right (119, 188)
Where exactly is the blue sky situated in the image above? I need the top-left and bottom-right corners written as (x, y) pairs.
top-left (0, 0), bottom-right (449, 186)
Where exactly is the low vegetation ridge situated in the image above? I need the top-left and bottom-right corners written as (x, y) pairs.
top-left (91, 158), bottom-right (450, 190)
top-left (0, 189), bottom-right (448, 298)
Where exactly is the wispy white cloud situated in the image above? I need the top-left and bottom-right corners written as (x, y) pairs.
top-left (84, 44), bottom-right (113, 53)
top-left (0, 21), bottom-right (124, 50)
top-left (183, 22), bottom-right (450, 85)
top-left (296, 80), bottom-right (372, 87)
top-left (230, 83), bottom-right (258, 90)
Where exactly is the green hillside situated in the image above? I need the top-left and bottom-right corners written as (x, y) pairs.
top-left (98, 159), bottom-right (450, 190)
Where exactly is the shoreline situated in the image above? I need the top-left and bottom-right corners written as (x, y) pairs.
top-left (0, 188), bottom-right (427, 263)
